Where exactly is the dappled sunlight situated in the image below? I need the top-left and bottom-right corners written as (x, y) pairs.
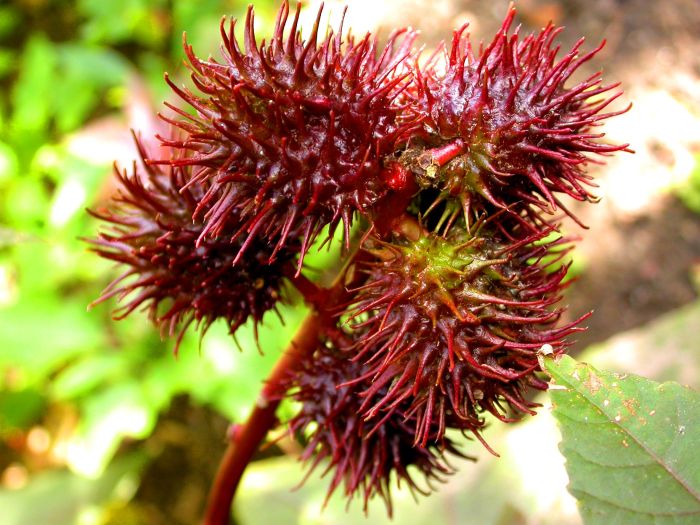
top-left (600, 88), bottom-right (700, 214)
top-left (202, 337), bottom-right (238, 375)
top-left (0, 264), bottom-right (17, 307)
top-left (583, 302), bottom-right (700, 389)
top-left (50, 178), bottom-right (87, 227)
top-left (64, 403), bottom-right (152, 478)
top-left (505, 405), bottom-right (581, 524)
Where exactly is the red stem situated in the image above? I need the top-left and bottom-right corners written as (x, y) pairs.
top-left (202, 313), bottom-right (324, 525)
top-left (418, 138), bottom-right (465, 168)
top-left (202, 247), bottom-right (367, 524)
top-left (201, 212), bottom-right (424, 523)
top-left (284, 266), bottom-right (328, 309)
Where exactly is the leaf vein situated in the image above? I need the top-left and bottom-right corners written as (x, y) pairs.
top-left (566, 447), bottom-right (656, 470)
top-left (574, 488), bottom-right (700, 517)
top-left (553, 370), bottom-right (700, 503)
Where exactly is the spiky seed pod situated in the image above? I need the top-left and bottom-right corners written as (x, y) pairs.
top-left (410, 6), bottom-right (631, 225)
top-left (157, 0), bottom-right (419, 269)
top-left (348, 223), bottom-right (587, 448)
top-left (285, 342), bottom-right (468, 515)
top-left (88, 140), bottom-right (294, 352)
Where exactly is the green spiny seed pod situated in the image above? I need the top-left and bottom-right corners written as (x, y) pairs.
top-left (349, 222), bottom-right (586, 448)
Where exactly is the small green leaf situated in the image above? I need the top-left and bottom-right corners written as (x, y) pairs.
top-left (0, 297), bottom-right (105, 384)
top-left (10, 34), bottom-right (56, 139)
top-left (51, 354), bottom-right (126, 400)
top-left (0, 389), bottom-right (46, 432)
top-left (52, 44), bottom-right (128, 132)
top-left (545, 355), bottom-right (700, 525)
top-left (0, 7), bottom-right (19, 39)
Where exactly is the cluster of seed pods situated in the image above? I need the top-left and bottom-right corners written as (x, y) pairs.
top-left (90, 1), bottom-right (629, 514)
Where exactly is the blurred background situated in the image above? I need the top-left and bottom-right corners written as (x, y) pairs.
top-left (0, 1), bottom-right (698, 524)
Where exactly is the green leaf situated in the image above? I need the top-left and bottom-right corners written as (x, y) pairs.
top-left (0, 48), bottom-right (14, 78)
top-left (0, 297), bottom-right (105, 385)
top-left (78, 0), bottom-right (168, 46)
top-left (52, 44), bottom-right (128, 133)
top-left (0, 389), bottom-right (46, 432)
top-left (51, 354), bottom-right (126, 400)
top-left (545, 354), bottom-right (700, 525)
top-left (10, 34), bottom-right (56, 143)
top-left (0, 6), bottom-right (20, 39)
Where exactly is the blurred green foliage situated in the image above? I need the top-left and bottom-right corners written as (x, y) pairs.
top-left (0, 1), bottom-right (292, 523)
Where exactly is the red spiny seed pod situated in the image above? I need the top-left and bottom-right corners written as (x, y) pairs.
top-left (284, 342), bottom-right (469, 515)
top-left (348, 224), bottom-right (588, 448)
top-left (410, 6), bottom-right (631, 224)
top-left (88, 140), bottom-right (294, 352)
top-left (156, 0), bottom-right (419, 269)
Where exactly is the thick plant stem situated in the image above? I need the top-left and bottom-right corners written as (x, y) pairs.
top-left (202, 235), bottom-right (374, 524)
top-left (202, 313), bottom-right (324, 525)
